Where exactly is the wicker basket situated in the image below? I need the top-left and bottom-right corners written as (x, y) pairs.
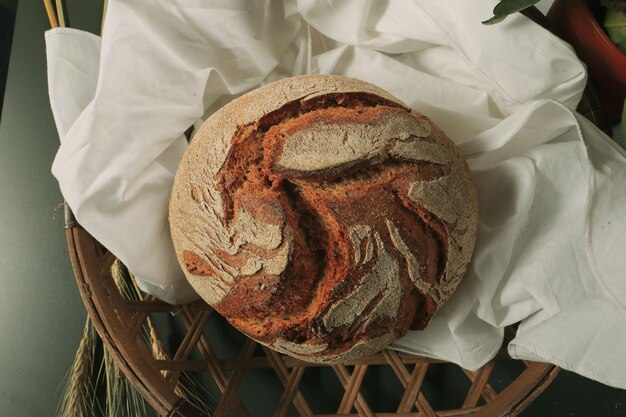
top-left (65, 205), bottom-right (560, 417)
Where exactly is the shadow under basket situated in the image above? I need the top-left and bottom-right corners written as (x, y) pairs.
top-left (64, 205), bottom-right (559, 417)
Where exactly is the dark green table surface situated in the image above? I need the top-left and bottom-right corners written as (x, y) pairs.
top-left (1, 1), bottom-right (625, 416)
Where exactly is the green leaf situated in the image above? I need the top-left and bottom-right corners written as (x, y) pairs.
top-left (493, 0), bottom-right (542, 17)
top-left (482, 0), bottom-right (541, 25)
top-left (482, 15), bottom-right (508, 25)
top-left (605, 9), bottom-right (626, 43)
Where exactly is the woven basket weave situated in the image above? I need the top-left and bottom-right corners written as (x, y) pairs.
top-left (65, 205), bottom-right (560, 417)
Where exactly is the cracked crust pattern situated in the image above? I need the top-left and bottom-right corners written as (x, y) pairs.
top-left (169, 75), bottom-right (478, 363)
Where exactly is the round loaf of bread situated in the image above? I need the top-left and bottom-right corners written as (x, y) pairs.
top-left (169, 75), bottom-right (478, 363)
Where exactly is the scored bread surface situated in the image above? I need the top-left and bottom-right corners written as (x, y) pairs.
top-left (169, 74), bottom-right (478, 363)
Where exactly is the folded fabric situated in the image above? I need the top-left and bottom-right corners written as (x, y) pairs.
top-left (46, 0), bottom-right (626, 388)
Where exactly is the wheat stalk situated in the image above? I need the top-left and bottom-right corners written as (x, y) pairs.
top-left (43, 0), bottom-right (59, 28)
top-left (55, 0), bottom-right (65, 27)
top-left (102, 0), bottom-right (108, 34)
top-left (126, 267), bottom-right (214, 413)
top-left (124, 267), bottom-right (189, 399)
top-left (106, 260), bottom-right (150, 417)
top-left (57, 318), bottom-right (96, 417)
top-left (103, 347), bottom-right (149, 417)
top-left (108, 260), bottom-right (215, 414)
top-left (111, 259), bottom-right (135, 300)
top-left (57, 257), bottom-right (214, 417)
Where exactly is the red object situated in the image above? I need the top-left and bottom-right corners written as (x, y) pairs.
top-left (548, 0), bottom-right (626, 122)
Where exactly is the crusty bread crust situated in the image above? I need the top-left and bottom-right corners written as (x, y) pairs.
top-left (169, 75), bottom-right (478, 363)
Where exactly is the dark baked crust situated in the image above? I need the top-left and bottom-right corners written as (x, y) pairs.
top-left (169, 75), bottom-right (478, 363)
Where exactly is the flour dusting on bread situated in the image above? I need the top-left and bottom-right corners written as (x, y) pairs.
top-left (169, 74), bottom-right (478, 363)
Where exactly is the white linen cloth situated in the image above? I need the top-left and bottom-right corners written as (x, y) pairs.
top-left (46, 0), bottom-right (626, 388)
